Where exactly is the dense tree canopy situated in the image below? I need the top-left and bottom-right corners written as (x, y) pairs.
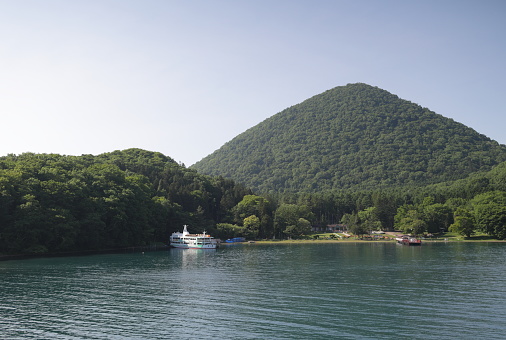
top-left (192, 83), bottom-right (506, 193)
top-left (450, 207), bottom-right (475, 238)
top-left (2, 150), bottom-right (506, 255)
top-left (471, 191), bottom-right (506, 239)
top-left (274, 203), bottom-right (313, 239)
top-left (0, 149), bottom-right (251, 254)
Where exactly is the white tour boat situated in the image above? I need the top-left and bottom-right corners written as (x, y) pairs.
top-left (169, 225), bottom-right (218, 249)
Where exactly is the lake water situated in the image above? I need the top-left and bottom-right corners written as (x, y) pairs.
top-left (1, 242), bottom-right (506, 339)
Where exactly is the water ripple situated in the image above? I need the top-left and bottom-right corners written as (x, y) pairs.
top-left (1, 243), bottom-right (506, 339)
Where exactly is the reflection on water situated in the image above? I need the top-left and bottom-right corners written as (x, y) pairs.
top-left (171, 247), bottom-right (217, 268)
top-left (1, 243), bottom-right (506, 339)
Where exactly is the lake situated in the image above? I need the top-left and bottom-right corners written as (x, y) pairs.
top-left (1, 242), bottom-right (506, 339)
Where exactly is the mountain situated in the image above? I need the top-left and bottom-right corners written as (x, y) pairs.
top-left (192, 83), bottom-right (506, 193)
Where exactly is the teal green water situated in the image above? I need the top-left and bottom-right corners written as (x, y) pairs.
top-left (1, 243), bottom-right (506, 339)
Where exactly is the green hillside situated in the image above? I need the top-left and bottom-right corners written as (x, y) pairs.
top-left (0, 149), bottom-right (251, 254)
top-left (192, 83), bottom-right (506, 193)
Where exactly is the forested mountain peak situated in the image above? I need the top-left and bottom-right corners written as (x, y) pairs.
top-left (192, 83), bottom-right (506, 193)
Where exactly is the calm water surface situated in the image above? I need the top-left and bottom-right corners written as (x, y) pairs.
top-left (1, 242), bottom-right (506, 339)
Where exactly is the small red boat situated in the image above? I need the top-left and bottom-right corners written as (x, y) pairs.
top-left (395, 235), bottom-right (422, 246)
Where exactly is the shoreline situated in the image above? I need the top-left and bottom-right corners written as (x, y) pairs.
top-left (247, 238), bottom-right (506, 245)
top-left (0, 244), bottom-right (169, 262)
top-left (3, 238), bottom-right (505, 261)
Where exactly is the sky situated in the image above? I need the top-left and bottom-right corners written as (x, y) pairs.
top-left (1, 0), bottom-right (505, 166)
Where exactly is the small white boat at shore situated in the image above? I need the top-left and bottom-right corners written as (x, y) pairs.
top-left (170, 225), bottom-right (218, 249)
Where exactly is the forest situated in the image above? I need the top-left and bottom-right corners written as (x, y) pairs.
top-left (192, 83), bottom-right (506, 193)
top-left (1, 148), bottom-right (505, 255)
top-left (0, 149), bottom-right (251, 254)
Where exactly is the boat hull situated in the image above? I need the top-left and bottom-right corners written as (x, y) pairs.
top-left (170, 243), bottom-right (217, 249)
top-left (225, 237), bottom-right (246, 243)
top-left (396, 236), bottom-right (422, 246)
top-left (397, 241), bottom-right (422, 246)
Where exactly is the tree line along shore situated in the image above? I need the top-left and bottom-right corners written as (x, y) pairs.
top-left (1, 149), bottom-right (505, 257)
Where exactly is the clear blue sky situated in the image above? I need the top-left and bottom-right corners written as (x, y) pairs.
top-left (1, 0), bottom-right (505, 165)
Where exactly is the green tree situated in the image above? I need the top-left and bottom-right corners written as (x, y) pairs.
top-left (283, 218), bottom-right (312, 239)
top-left (449, 207), bottom-right (475, 238)
top-left (399, 210), bottom-right (427, 235)
top-left (215, 223), bottom-right (243, 240)
top-left (232, 194), bottom-right (273, 237)
top-left (243, 215), bottom-right (260, 239)
top-left (340, 212), bottom-right (357, 231)
top-left (341, 212), bottom-right (367, 236)
top-left (372, 192), bottom-right (397, 230)
top-left (423, 203), bottom-right (453, 233)
top-left (274, 204), bottom-right (313, 239)
top-left (394, 204), bottom-right (415, 231)
top-left (232, 195), bottom-right (266, 222)
top-left (474, 203), bottom-right (506, 239)
top-left (471, 191), bottom-right (506, 239)
top-left (357, 207), bottom-right (382, 233)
